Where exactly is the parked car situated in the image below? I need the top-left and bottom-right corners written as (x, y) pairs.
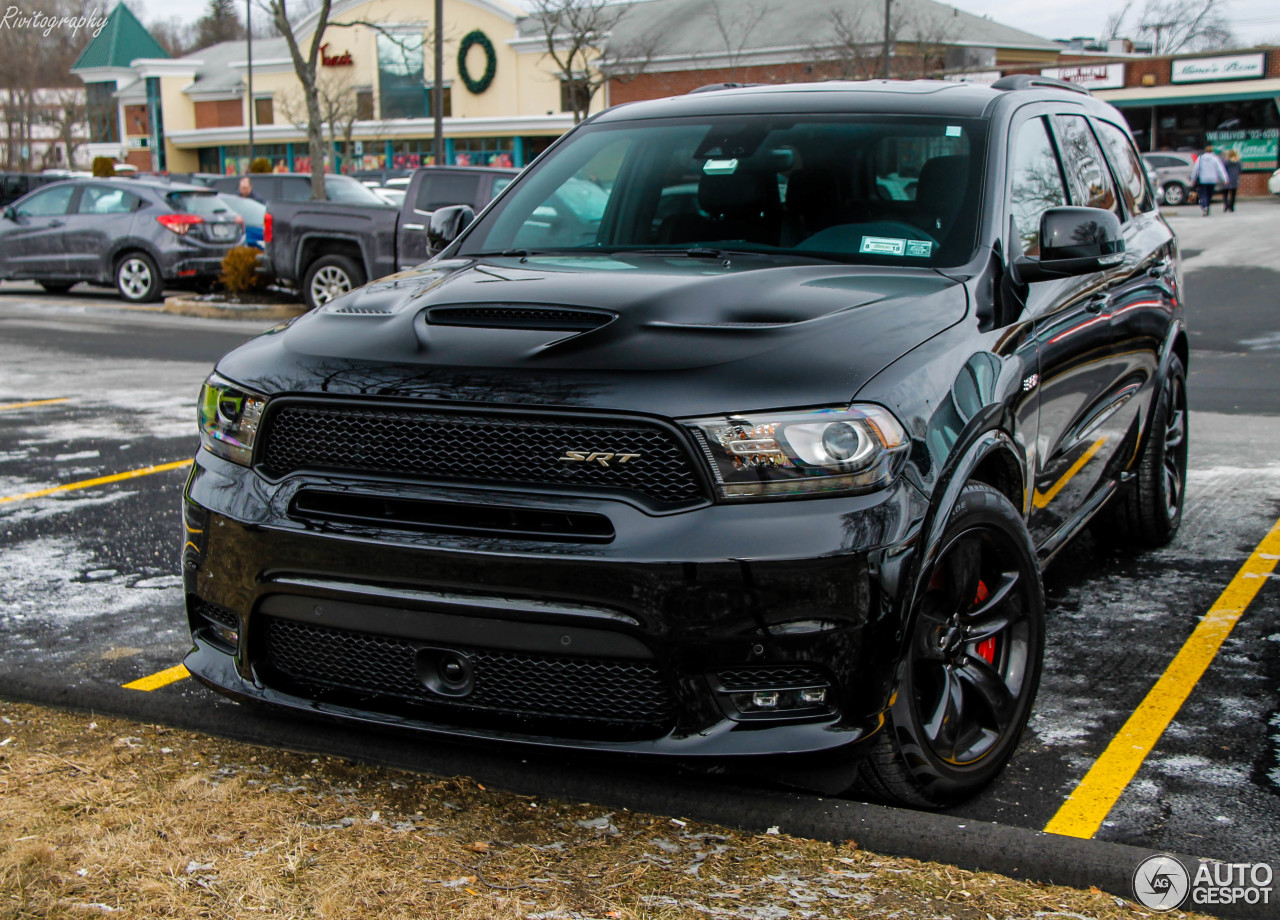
top-left (184, 76), bottom-right (1185, 807)
top-left (206, 172), bottom-right (394, 206)
top-left (1269, 168), bottom-right (1280, 196)
top-left (266, 165), bottom-right (517, 309)
top-left (371, 186), bottom-right (406, 208)
top-left (1141, 151), bottom-right (1197, 206)
top-left (216, 193), bottom-right (267, 249)
top-left (0, 178), bottom-right (244, 301)
top-left (0, 172), bottom-right (67, 208)
top-left (353, 168), bottom-right (413, 187)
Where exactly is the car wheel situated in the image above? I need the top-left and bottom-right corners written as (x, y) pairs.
top-left (1161, 183), bottom-right (1186, 206)
top-left (303, 255), bottom-right (364, 310)
top-left (115, 252), bottom-right (162, 303)
top-left (1095, 355), bottom-right (1187, 548)
top-left (40, 282), bottom-right (75, 294)
top-left (856, 483), bottom-right (1044, 808)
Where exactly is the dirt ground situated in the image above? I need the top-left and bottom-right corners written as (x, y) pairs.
top-left (0, 700), bottom-right (1212, 920)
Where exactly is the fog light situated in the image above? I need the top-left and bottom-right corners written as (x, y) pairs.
top-left (799, 688), bottom-right (827, 705)
top-left (752, 691), bottom-right (779, 709)
top-left (209, 623), bottom-right (239, 647)
top-left (715, 670), bottom-right (836, 720)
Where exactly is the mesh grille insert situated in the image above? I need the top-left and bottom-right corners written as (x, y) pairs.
top-left (259, 616), bottom-right (676, 729)
top-left (715, 666), bottom-right (829, 690)
top-left (194, 599), bottom-right (239, 631)
top-left (259, 404), bottom-right (704, 505)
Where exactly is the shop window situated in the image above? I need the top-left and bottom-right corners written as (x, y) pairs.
top-left (356, 89), bottom-right (374, 121)
top-left (254, 97), bottom-right (274, 126)
top-left (86, 82), bottom-right (118, 144)
top-left (378, 31), bottom-right (427, 119)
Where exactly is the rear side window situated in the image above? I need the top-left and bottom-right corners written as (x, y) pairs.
top-left (1144, 155), bottom-right (1183, 169)
top-left (15, 184), bottom-right (73, 217)
top-left (1095, 120), bottom-right (1154, 216)
top-left (1054, 115), bottom-right (1119, 217)
top-left (78, 186), bottom-right (139, 214)
top-left (1007, 117), bottom-right (1068, 257)
top-left (280, 178), bottom-right (311, 201)
top-left (166, 192), bottom-right (234, 217)
top-left (415, 173), bottom-right (483, 212)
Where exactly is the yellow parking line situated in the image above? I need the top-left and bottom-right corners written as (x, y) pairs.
top-left (0, 459), bottom-right (192, 505)
top-left (1044, 512), bottom-right (1280, 838)
top-left (1033, 438), bottom-right (1106, 509)
top-left (123, 664), bottom-right (190, 692)
top-left (0, 398), bottom-right (69, 412)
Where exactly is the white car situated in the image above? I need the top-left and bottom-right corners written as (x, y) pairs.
top-left (1269, 168), bottom-right (1280, 196)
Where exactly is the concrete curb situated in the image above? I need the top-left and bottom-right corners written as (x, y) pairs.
top-left (163, 295), bottom-right (306, 322)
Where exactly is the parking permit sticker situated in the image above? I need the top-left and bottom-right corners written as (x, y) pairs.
top-left (860, 236), bottom-right (906, 256)
top-left (905, 240), bottom-right (933, 257)
top-left (946, 125), bottom-right (962, 137)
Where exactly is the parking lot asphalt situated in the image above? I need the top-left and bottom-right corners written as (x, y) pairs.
top-left (1, 199), bottom-right (1278, 902)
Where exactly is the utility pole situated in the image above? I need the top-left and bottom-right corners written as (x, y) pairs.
top-left (882, 0), bottom-right (892, 79)
top-left (247, 0), bottom-right (255, 168)
top-left (1143, 20), bottom-right (1177, 56)
top-left (433, 0), bottom-right (444, 166)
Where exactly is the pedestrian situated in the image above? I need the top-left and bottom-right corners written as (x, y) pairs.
top-left (1190, 145), bottom-right (1228, 216)
top-left (1222, 149), bottom-right (1242, 213)
top-left (238, 176), bottom-right (263, 203)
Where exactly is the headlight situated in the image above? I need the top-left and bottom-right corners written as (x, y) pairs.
top-left (197, 374), bottom-right (266, 466)
top-left (684, 405), bottom-right (909, 500)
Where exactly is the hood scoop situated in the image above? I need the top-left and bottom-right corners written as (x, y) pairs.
top-left (426, 303), bottom-right (615, 332)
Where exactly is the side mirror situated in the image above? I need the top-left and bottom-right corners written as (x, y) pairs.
top-left (2, 206), bottom-right (16, 221)
top-left (1014, 206), bottom-right (1124, 283)
top-left (426, 204), bottom-right (475, 254)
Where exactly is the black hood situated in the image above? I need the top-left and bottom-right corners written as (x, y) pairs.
top-left (219, 254), bottom-right (968, 417)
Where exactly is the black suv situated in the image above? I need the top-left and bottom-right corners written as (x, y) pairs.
top-left (183, 77), bottom-right (1184, 806)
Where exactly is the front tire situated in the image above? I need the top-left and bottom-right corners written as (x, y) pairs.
top-left (857, 483), bottom-right (1045, 808)
top-left (303, 254), bottom-right (364, 310)
top-left (115, 252), bottom-right (162, 303)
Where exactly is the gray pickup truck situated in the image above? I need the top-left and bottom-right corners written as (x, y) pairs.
top-left (266, 165), bottom-right (518, 309)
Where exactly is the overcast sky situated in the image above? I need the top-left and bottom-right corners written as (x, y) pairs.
top-left (132, 0), bottom-right (1280, 51)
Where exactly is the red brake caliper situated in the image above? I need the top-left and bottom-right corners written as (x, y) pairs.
top-left (973, 579), bottom-right (997, 664)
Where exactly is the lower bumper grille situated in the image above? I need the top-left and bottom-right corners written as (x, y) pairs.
top-left (257, 616), bottom-right (675, 733)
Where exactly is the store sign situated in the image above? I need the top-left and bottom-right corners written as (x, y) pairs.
top-left (1205, 128), bottom-right (1279, 170)
top-left (320, 43), bottom-right (353, 67)
top-left (1041, 63), bottom-right (1125, 90)
top-left (1172, 53), bottom-right (1264, 83)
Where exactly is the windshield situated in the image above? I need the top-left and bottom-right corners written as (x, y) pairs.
top-left (216, 193), bottom-right (266, 224)
top-left (458, 115), bottom-right (987, 267)
top-left (324, 175), bottom-right (394, 206)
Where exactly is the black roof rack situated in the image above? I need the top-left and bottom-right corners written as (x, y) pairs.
top-left (688, 82), bottom-right (758, 94)
top-left (990, 74), bottom-right (1090, 96)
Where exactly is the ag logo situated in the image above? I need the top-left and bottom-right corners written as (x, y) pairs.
top-left (1132, 854), bottom-right (1190, 911)
top-left (560, 450), bottom-right (640, 467)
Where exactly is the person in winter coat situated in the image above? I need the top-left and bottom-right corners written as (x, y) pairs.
top-left (1223, 149), bottom-right (1243, 212)
top-left (1190, 145), bottom-right (1229, 216)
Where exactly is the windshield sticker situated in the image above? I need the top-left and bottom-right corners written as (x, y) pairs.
top-left (905, 239), bottom-right (934, 257)
top-left (702, 158), bottom-right (739, 175)
top-left (946, 125), bottom-right (962, 137)
top-left (859, 236), bottom-right (906, 256)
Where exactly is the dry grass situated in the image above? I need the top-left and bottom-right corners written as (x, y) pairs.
top-left (0, 700), bottom-right (1210, 920)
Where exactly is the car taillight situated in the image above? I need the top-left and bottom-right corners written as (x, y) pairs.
top-left (264, 212), bottom-right (272, 244)
top-left (157, 213), bottom-right (204, 235)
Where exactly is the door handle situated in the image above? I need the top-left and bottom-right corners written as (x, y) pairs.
top-left (1086, 294), bottom-right (1110, 314)
top-left (401, 223), bottom-right (425, 231)
top-left (48, 220), bottom-right (64, 228)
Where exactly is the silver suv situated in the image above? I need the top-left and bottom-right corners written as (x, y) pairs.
top-left (1141, 151), bottom-right (1197, 206)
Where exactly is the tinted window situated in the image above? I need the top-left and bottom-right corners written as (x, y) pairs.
top-left (15, 184), bottom-right (73, 217)
top-left (280, 178), bottom-right (310, 201)
top-left (217, 193), bottom-right (266, 225)
top-left (1008, 118), bottom-right (1068, 257)
top-left (323, 175), bottom-right (391, 205)
top-left (1054, 115), bottom-right (1118, 216)
top-left (78, 185), bottom-right (139, 214)
top-left (167, 191), bottom-right (235, 217)
top-left (416, 173), bottom-right (482, 211)
top-left (1143, 155), bottom-right (1183, 169)
top-left (1095, 120), bottom-right (1154, 216)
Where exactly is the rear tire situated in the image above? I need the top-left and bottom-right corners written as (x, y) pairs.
top-left (1095, 355), bottom-right (1187, 548)
top-left (115, 252), bottom-right (162, 303)
top-left (856, 483), bottom-right (1045, 808)
top-left (303, 254), bottom-right (364, 310)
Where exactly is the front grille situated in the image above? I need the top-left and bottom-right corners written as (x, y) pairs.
top-left (715, 666), bottom-right (829, 689)
top-left (426, 305), bottom-right (614, 331)
top-left (259, 404), bottom-right (705, 505)
top-left (258, 616), bottom-right (676, 730)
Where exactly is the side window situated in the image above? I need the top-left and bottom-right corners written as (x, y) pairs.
top-left (1007, 117), bottom-right (1068, 257)
top-left (281, 179), bottom-right (311, 201)
top-left (1095, 119), bottom-right (1154, 215)
top-left (506, 138), bottom-right (628, 250)
top-left (78, 186), bottom-right (138, 214)
top-left (15, 184), bottom-right (74, 217)
top-left (415, 173), bottom-right (482, 212)
top-left (1053, 115), bottom-right (1119, 216)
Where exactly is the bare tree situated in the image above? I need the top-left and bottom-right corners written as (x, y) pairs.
top-left (1103, 0), bottom-right (1234, 54)
top-left (812, 8), bottom-right (883, 81)
top-left (708, 0), bottom-right (772, 82)
top-left (894, 10), bottom-right (956, 79)
top-left (40, 90), bottom-right (88, 169)
top-left (278, 70), bottom-right (363, 172)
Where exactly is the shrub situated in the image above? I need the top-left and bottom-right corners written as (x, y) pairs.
top-left (249, 157), bottom-right (272, 174)
top-left (219, 246), bottom-right (262, 296)
top-left (91, 157), bottom-right (116, 177)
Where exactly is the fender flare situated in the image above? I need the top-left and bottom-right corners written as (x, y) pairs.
top-left (295, 232), bottom-right (371, 283)
top-left (107, 239), bottom-right (164, 282)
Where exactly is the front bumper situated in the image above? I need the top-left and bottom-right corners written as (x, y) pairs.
top-left (182, 448), bottom-right (928, 777)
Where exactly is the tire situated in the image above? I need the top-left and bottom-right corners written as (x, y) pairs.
top-left (1162, 183), bottom-right (1186, 206)
top-left (856, 482), bottom-right (1045, 808)
top-left (1095, 355), bottom-right (1187, 548)
top-left (303, 254), bottom-right (364, 310)
top-left (39, 282), bottom-right (74, 294)
top-left (115, 252), bottom-right (162, 303)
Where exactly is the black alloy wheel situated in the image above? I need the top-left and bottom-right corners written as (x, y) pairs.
top-left (857, 483), bottom-right (1044, 808)
top-left (1096, 354), bottom-right (1187, 548)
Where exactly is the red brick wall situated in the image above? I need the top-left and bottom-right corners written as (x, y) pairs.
top-left (609, 62), bottom-right (814, 105)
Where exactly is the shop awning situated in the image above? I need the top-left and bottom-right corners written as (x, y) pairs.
top-left (1097, 78), bottom-right (1280, 108)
